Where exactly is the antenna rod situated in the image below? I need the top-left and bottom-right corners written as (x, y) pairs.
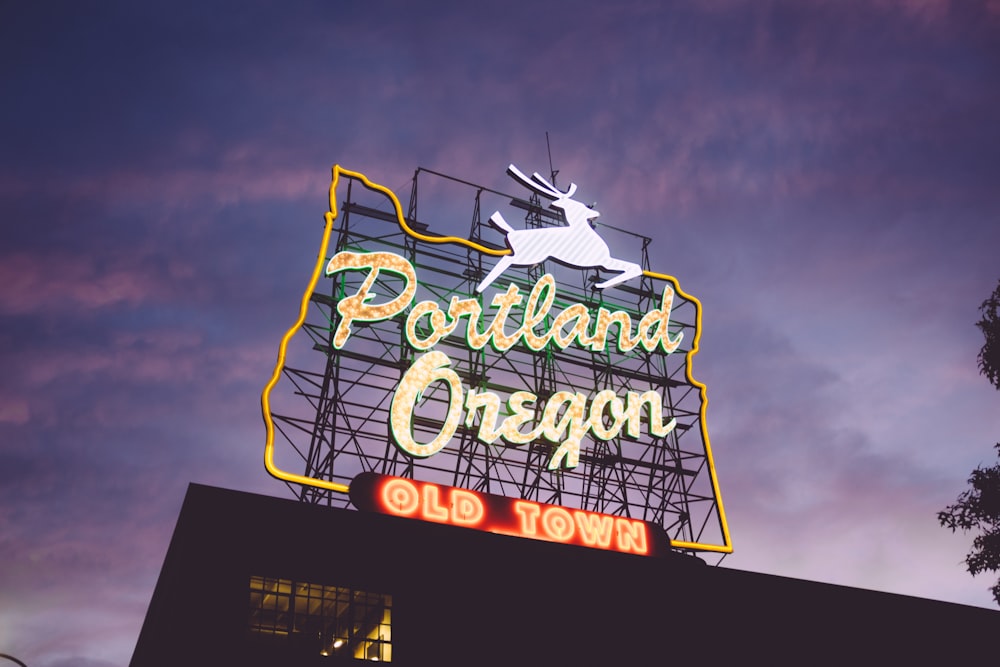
top-left (545, 131), bottom-right (559, 188)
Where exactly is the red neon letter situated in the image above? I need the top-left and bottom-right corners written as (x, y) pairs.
top-left (513, 501), bottom-right (541, 536)
top-left (450, 489), bottom-right (485, 526)
top-left (422, 483), bottom-right (449, 522)
top-left (381, 478), bottom-right (419, 516)
top-left (573, 511), bottom-right (614, 548)
top-left (614, 518), bottom-right (648, 554)
top-left (542, 506), bottom-right (574, 541)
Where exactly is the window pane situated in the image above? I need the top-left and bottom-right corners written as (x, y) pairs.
top-left (248, 576), bottom-right (392, 662)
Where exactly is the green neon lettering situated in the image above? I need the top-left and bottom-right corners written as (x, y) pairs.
top-left (325, 251), bottom-right (417, 349)
top-left (498, 391), bottom-right (542, 444)
top-left (389, 351), bottom-right (464, 458)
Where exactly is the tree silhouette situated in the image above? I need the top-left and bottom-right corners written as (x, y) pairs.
top-left (938, 280), bottom-right (1000, 607)
top-left (977, 280), bottom-right (1000, 390)
top-left (938, 444), bottom-right (1000, 605)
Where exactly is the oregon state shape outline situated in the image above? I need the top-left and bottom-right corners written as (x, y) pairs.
top-left (260, 165), bottom-right (733, 554)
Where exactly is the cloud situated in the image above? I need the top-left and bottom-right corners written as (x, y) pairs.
top-left (0, 398), bottom-right (30, 425)
top-left (1, 3), bottom-right (999, 666)
top-left (0, 253), bottom-right (162, 316)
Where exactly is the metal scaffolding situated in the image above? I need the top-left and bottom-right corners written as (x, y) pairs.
top-left (267, 167), bottom-right (728, 554)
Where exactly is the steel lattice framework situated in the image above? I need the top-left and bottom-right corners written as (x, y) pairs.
top-left (265, 166), bottom-right (730, 555)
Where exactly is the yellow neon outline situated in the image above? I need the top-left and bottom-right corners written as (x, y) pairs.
top-left (261, 165), bottom-right (732, 554)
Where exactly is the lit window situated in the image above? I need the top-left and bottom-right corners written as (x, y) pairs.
top-left (249, 576), bottom-right (392, 661)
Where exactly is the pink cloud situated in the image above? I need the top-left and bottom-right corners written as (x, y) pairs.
top-left (874, 0), bottom-right (953, 22)
top-left (0, 398), bottom-right (30, 425)
top-left (18, 328), bottom-right (203, 389)
top-left (82, 164), bottom-right (327, 209)
top-left (0, 252), bottom-right (169, 316)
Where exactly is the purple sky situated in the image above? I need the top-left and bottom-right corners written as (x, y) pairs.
top-left (3, 1), bottom-right (1000, 664)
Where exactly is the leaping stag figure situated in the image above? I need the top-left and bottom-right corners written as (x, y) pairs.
top-left (477, 165), bottom-right (643, 293)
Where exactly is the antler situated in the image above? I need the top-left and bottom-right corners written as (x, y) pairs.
top-left (507, 164), bottom-right (576, 199)
top-left (531, 171), bottom-right (577, 199)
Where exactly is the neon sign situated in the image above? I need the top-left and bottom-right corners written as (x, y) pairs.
top-left (475, 165), bottom-right (643, 291)
top-left (326, 250), bottom-right (681, 470)
top-left (260, 164), bottom-right (733, 555)
top-left (349, 473), bottom-right (672, 557)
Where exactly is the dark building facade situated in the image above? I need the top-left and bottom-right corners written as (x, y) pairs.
top-left (132, 484), bottom-right (999, 666)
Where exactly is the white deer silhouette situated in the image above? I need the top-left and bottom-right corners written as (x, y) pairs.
top-left (476, 165), bottom-right (643, 293)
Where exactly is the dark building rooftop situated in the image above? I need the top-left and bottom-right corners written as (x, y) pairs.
top-left (133, 483), bottom-right (999, 666)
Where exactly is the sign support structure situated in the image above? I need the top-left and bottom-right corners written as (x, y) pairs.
top-left (262, 165), bottom-right (731, 556)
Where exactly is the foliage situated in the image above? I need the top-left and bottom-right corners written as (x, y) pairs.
top-left (939, 280), bottom-right (1000, 607)
top-left (976, 280), bottom-right (1000, 391)
top-left (938, 444), bottom-right (1000, 606)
